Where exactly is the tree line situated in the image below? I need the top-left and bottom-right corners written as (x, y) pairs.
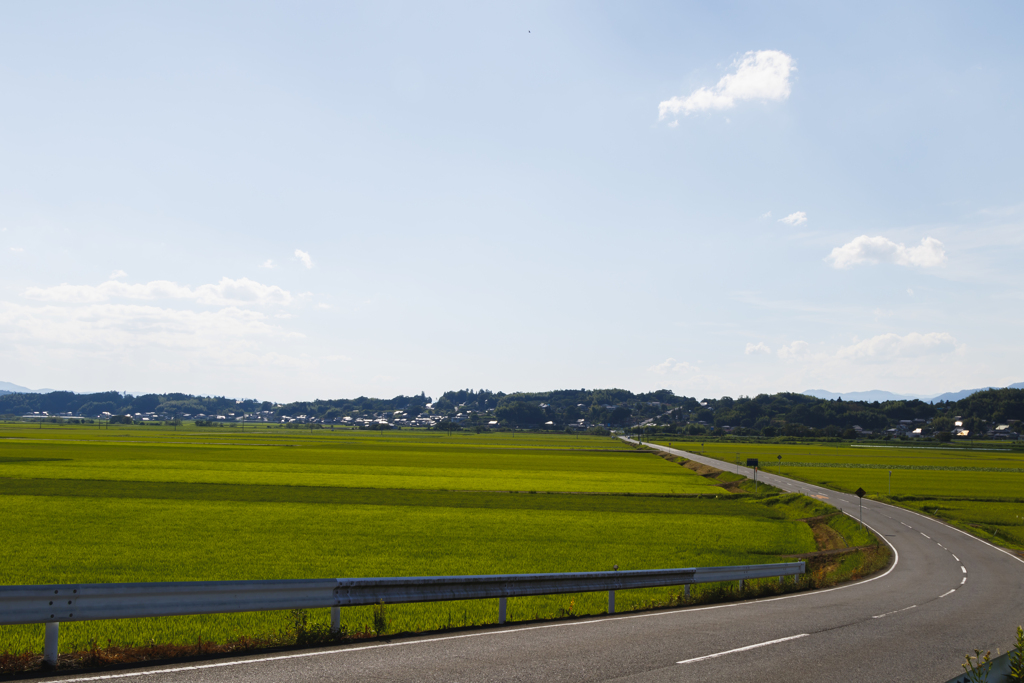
top-left (0, 387), bottom-right (1021, 436)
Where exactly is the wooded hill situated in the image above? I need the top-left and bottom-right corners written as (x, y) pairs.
top-left (1, 387), bottom-right (1021, 436)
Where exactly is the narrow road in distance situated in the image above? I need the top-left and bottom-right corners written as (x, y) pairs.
top-left (36, 440), bottom-right (1024, 683)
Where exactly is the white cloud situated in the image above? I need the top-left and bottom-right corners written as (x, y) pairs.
top-left (760, 211), bottom-right (772, 219)
top-left (659, 50), bottom-right (795, 119)
top-left (0, 302), bottom-right (302, 356)
top-left (317, 303), bottom-right (331, 309)
top-left (649, 358), bottom-right (700, 375)
top-left (836, 332), bottom-right (959, 362)
top-left (10, 247), bottom-right (24, 253)
top-left (907, 289), bottom-right (914, 296)
top-left (778, 211), bottom-right (807, 226)
top-left (24, 277), bottom-right (293, 307)
top-left (826, 236), bottom-right (947, 269)
top-left (777, 340), bottom-right (810, 359)
top-left (261, 259), bottom-right (276, 269)
top-left (295, 249), bottom-right (313, 269)
top-left (745, 341), bottom-right (771, 355)
top-left (109, 270), bottom-right (127, 279)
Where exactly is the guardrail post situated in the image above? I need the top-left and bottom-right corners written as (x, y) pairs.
top-left (498, 597), bottom-right (507, 624)
top-left (43, 622), bottom-right (59, 666)
top-left (684, 584), bottom-right (690, 600)
top-left (738, 580), bottom-right (744, 592)
top-left (778, 575), bottom-right (783, 586)
top-left (330, 606), bottom-right (341, 634)
top-left (608, 590), bottom-right (615, 614)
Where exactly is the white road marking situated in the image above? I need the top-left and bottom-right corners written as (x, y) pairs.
top-left (940, 589), bottom-right (956, 598)
top-left (901, 522), bottom-right (912, 528)
top-left (952, 554), bottom-right (959, 561)
top-left (920, 533), bottom-right (930, 539)
top-left (961, 577), bottom-right (967, 585)
top-left (872, 605), bottom-right (917, 619)
top-left (961, 566), bottom-right (966, 574)
top-left (677, 634), bottom-right (810, 664)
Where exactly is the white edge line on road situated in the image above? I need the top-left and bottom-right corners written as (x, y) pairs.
top-left (676, 634), bottom-right (809, 664)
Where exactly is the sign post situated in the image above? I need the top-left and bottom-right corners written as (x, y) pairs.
top-left (855, 487), bottom-right (866, 528)
top-left (746, 459), bottom-right (759, 494)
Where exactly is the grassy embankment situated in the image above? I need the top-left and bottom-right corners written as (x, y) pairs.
top-left (655, 440), bottom-right (1024, 552)
top-left (0, 425), bottom-right (884, 667)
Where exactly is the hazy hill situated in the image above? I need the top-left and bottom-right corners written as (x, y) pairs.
top-left (805, 382), bottom-right (1024, 404)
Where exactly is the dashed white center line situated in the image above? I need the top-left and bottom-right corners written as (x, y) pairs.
top-left (961, 566), bottom-right (967, 574)
top-left (952, 554), bottom-right (960, 562)
top-left (873, 605), bottom-right (917, 619)
top-left (961, 577), bottom-right (967, 585)
top-left (901, 522), bottom-right (912, 528)
top-left (940, 589), bottom-right (956, 598)
top-left (677, 634), bottom-right (810, 664)
top-left (921, 533), bottom-right (931, 539)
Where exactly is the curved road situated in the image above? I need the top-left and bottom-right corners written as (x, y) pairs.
top-left (39, 442), bottom-right (1024, 683)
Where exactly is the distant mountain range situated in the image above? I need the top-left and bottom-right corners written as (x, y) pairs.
top-left (0, 381), bottom-right (54, 394)
top-left (804, 383), bottom-right (1024, 404)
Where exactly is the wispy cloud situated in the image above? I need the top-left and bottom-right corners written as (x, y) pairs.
top-left (295, 249), bottom-right (313, 269)
top-left (10, 247), bottom-right (24, 253)
top-left (649, 358), bottom-right (700, 375)
top-left (777, 340), bottom-right (810, 359)
top-left (260, 259), bottom-right (276, 269)
top-left (24, 277), bottom-right (294, 307)
top-left (659, 50), bottom-right (795, 119)
top-left (0, 301), bottom-right (303, 356)
top-left (827, 236), bottom-right (947, 269)
top-left (778, 211), bottom-right (807, 226)
top-left (745, 341), bottom-right (771, 355)
top-left (109, 270), bottom-right (127, 279)
top-left (836, 332), bottom-right (960, 361)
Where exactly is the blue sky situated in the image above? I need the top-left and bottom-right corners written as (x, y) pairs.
top-left (1, 1), bottom-right (1022, 402)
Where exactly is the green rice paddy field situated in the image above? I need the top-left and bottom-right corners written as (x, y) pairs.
top-left (0, 426), bottom-right (819, 654)
top-left (658, 440), bottom-right (1024, 550)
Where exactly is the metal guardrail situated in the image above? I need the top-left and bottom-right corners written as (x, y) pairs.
top-left (1, 562), bottom-right (804, 666)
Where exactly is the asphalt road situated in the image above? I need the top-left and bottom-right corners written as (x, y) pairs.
top-left (37, 441), bottom-right (1024, 683)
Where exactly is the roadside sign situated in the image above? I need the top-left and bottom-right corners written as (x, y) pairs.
top-left (855, 487), bottom-right (866, 498)
top-left (746, 458), bottom-right (759, 467)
